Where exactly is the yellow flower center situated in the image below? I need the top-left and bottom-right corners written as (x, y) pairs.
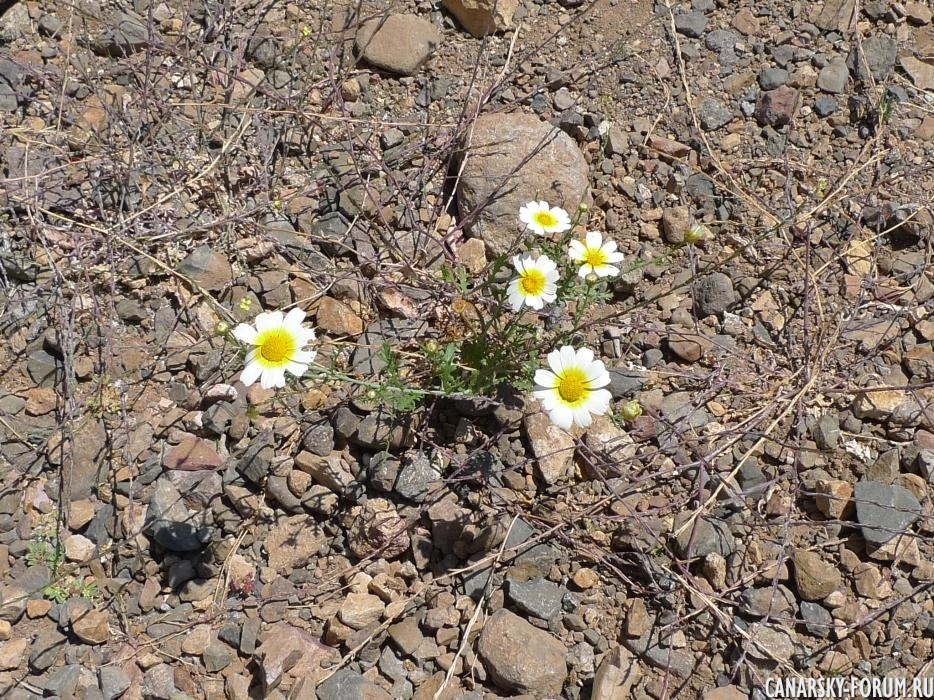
top-left (520, 269), bottom-right (546, 296)
top-left (557, 367), bottom-right (588, 404)
top-left (533, 210), bottom-right (558, 229)
top-left (257, 328), bottom-right (296, 365)
top-left (583, 247), bottom-right (608, 268)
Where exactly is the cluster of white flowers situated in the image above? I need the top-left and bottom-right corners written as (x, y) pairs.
top-left (513, 201), bottom-right (620, 429)
top-left (230, 200), bottom-right (627, 431)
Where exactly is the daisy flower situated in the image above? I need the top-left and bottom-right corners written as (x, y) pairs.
top-left (568, 231), bottom-right (625, 279)
top-left (507, 253), bottom-right (559, 312)
top-left (233, 308), bottom-right (317, 389)
top-left (519, 200), bottom-right (572, 236)
top-left (533, 346), bottom-right (612, 430)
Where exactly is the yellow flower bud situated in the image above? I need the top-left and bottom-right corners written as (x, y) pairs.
top-left (684, 223), bottom-right (708, 244)
top-left (215, 321), bottom-right (230, 336)
top-left (620, 400), bottom-right (643, 421)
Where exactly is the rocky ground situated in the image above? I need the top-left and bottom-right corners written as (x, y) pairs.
top-left (1, 0), bottom-right (933, 697)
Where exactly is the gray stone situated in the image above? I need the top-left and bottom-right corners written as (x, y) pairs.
top-left (28, 627), bottom-right (67, 672)
top-left (507, 577), bottom-right (565, 620)
top-left (394, 451), bottom-right (441, 503)
top-left (817, 57), bottom-right (849, 93)
top-left (240, 618), bottom-right (261, 655)
top-left (236, 431), bottom-right (274, 484)
top-left (90, 12), bottom-right (150, 56)
top-left (607, 368), bottom-right (647, 399)
top-left (694, 272), bottom-right (736, 317)
top-left (622, 629), bottom-right (694, 678)
top-left (302, 422), bottom-right (334, 456)
top-left (44, 664), bottom-right (81, 697)
top-left (100, 665), bottom-right (132, 700)
top-left (759, 67), bottom-right (789, 90)
top-left (812, 414), bottom-right (841, 450)
top-left (673, 514), bottom-right (736, 558)
top-left (27, 349), bottom-right (62, 388)
top-left (675, 11), bottom-right (707, 37)
top-left (203, 641), bottom-right (232, 672)
top-left (355, 14), bottom-right (441, 76)
top-left (799, 601), bottom-right (833, 638)
top-left (202, 402), bottom-right (237, 436)
top-left (697, 98), bottom-right (733, 131)
top-left (316, 669), bottom-right (392, 700)
top-left (814, 96), bottom-right (838, 117)
top-left (367, 452), bottom-right (400, 492)
top-left (146, 477), bottom-right (211, 552)
top-left (854, 481), bottom-right (921, 547)
top-left (847, 35), bottom-right (897, 81)
top-left (143, 664), bottom-right (177, 700)
top-left (456, 113), bottom-right (589, 255)
top-left (755, 86), bottom-right (799, 127)
top-left (0, 82), bottom-right (16, 112)
top-left (705, 29), bottom-right (738, 52)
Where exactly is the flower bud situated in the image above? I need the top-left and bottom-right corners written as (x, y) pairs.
top-left (620, 400), bottom-right (643, 421)
top-left (684, 223), bottom-right (708, 244)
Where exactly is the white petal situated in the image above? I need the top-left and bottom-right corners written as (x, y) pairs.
top-left (541, 288), bottom-right (557, 304)
top-left (285, 360), bottom-right (308, 377)
top-left (283, 307), bottom-right (306, 329)
top-left (594, 264), bottom-right (620, 277)
top-left (511, 254), bottom-right (524, 273)
top-left (585, 231), bottom-right (602, 249)
top-left (585, 360), bottom-right (610, 385)
top-left (545, 268), bottom-right (560, 283)
top-left (526, 295), bottom-right (543, 310)
top-left (536, 200), bottom-right (550, 210)
top-left (573, 405), bottom-right (594, 428)
top-left (507, 289), bottom-right (524, 313)
top-left (233, 323), bottom-right (258, 344)
top-left (603, 240), bottom-right (618, 254)
top-left (547, 348), bottom-right (564, 375)
top-left (549, 405), bottom-right (574, 431)
top-left (292, 349), bottom-right (317, 364)
top-left (568, 240), bottom-right (585, 261)
top-left (256, 311), bottom-right (282, 332)
top-left (577, 265), bottom-right (592, 278)
top-left (576, 347), bottom-right (595, 366)
top-left (534, 369), bottom-right (559, 388)
top-left (240, 360), bottom-right (263, 386)
top-left (584, 389), bottom-right (612, 415)
top-left (606, 251), bottom-right (626, 263)
top-left (559, 346), bottom-right (577, 372)
top-left (260, 367), bottom-right (286, 389)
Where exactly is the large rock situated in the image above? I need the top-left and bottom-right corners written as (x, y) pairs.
top-left (791, 549), bottom-right (842, 601)
top-left (146, 477), bottom-right (211, 552)
top-left (355, 14), bottom-right (441, 76)
top-left (442, 0), bottom-right (517, 37)
top-left (478, 609), bottom-right (568, 695)
top-left (854, 481), bottom-right (921, 548)
top-left (265, 515), bottom-right (326, 573)
top-left (254, 622), bottom-right (339, 693)
top-left (457, 113), bottom-right (590, 254)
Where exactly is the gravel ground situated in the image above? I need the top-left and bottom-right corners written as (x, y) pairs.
top-left (1, 0), bottom-right (933, 698)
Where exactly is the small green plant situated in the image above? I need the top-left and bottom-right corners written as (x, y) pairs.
top-left (26, 539), bottom-right (63, 570)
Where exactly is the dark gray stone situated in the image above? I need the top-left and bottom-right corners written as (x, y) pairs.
top-left (847, 35), bottom-right (897, 81)
top-left (0, 81), bottom-right (17, 112)
top-left (694, 272), bottom-right (736, 317)
top-left (854, 481), bottom-right (921, 547)
top-left (316, 669), bottom-right (390, 700)
top-left (44, 664), bottom-right (81, 697)
top-left (705, 29), bottom-right (738, 52)
top-left (799, 601), bottom-right (833, 638)
top-left (812, 414), bottom-right (841, 450)
top-left (607, 368), bottom-right (647, 399)
top-left (675, 11), bottom-right (707, 37)
top-left (240, 617), bottom-right (261, 655)
top-left (393, 451), bottom-right (441, 503)
top-left (814, 96), bottom-right (839, 117)
top-left (368, 452), bottom-right (401, 492)
top-left (759, 68), bottom-right (788, 90)
top-left (203, 641), bottom-right (232, 672)
top-left (236, 431), bottom-right (274, 483)
top-left (146, 477), bottom-right (211, 552)
top-left (27, 349), bottom-right (62, 388)
top-left (697, 98), bottom-right (732, 131)
top-left (673, 515), bottom-right (736, 558)
top-left (622, 629), bottom-right (694, 678)
top-left (302, 422), bottom-right (335, 456)
top-left (142, 664), bottom-right (177, 700)
top-left (91, 12), bottom-right (150, 57)
top-left (507, 577), bottom-right (565, 620)
top-left (29, 628), bottom-right (67, 672)
top-left (202, 401), bottom-right (237, 435)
